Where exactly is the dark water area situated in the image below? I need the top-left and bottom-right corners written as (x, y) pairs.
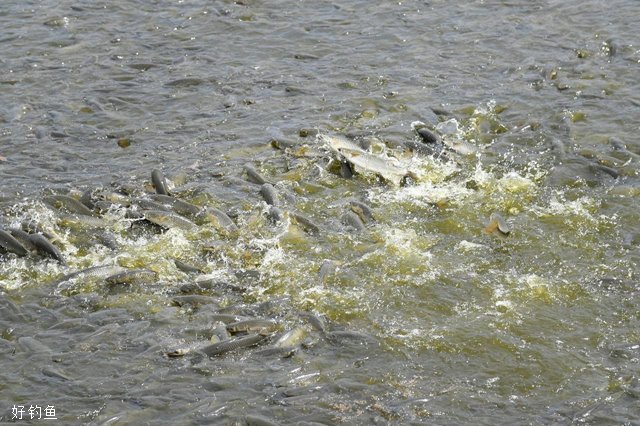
top-left (1, 0), bottom-right (639, 424)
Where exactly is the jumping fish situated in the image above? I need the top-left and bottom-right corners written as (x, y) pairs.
top-left (484, 212), bottom-right (511, 235)
top-left (273, 326), bottom-right (308, 349)
top-left (443, 138), bottom-right (479, 156)
top-left (143, 210), bottom-right (197, 231)
top-left (0, 229), bottom-right (29, 256)
top-left (8, 229), bottom-right (38, 253)
top-left (342, 211), bottom-right (366, 232)
top-left (290, 212), bottom-right (320, 234)
top-left (244, 164), bottom-right (269, 185)
top-left (198, 207), bottom-right (237, 232)
top-left (28, 234), bottom-right (65, 263)
top-left (151, 169), bottom-right (170, 195)
top-left (20, 220), bottom-right (60, 242)
top-left (349, 200), bottom-right (375, 223)
top-left (174, 259), bottom-right (203, 274)
top-left (210, 321), bottom-right (231, 343)
top-left (148, 194), bottom-right (201, 219)
top-left (259, 183), bottom-right (279, 206)
top-left (44, 194), bottom-right (96, 216)
top-left (200, 332), bottom-right (270, 357)
top-left (321, 134), bottom-right (412, 186)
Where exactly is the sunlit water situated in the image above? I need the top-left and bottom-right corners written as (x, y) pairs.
top-left (1, 0), bottom-right (639, 424)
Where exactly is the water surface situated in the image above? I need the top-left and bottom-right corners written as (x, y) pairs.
top-left (1, 0), bottom-right (639, 424)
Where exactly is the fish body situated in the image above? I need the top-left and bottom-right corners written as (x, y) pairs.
top-left (0, 229), bottom-right (29, 256)
top-left (29, 233), bottom-right (65, 263)
top-left (227, 319), bottom-right (277, 334)
top-left (321, 135), bottom-right (411, 186)
top-left (244, 164), bottom-right (269, 185)
top-left (105, 269), bottom-right (158, 285)
top-left (44, 195), bottom-right (96, 216)
top-left (151, 169), bottom-right (170, 195)
top-left (198, 207), bottom-right (237, 232)
top-left (259, 184), bottom-right (279, 206)
top-left (485, 212), bottom-right (511, 235)
top-left (342, 211), bottom-right (365, 232)
top-left (148, 194), bottom-right (201, 219)
top-left (201, 333), bottom-right (269, 356)
top-left (143, 210), bottom-right (197, 230)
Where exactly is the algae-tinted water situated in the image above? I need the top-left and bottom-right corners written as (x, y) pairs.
top-left (1, 0), bottom-right (639, 424)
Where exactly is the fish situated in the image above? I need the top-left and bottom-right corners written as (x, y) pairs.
top-left (298, 312), bottom-right (327, 334)
top-left (171, 295), bottom-right (219, 308)
top-left (244, 164), bottom-right (269, 185)
top-left (17, 337), bottom-right (52, 354)
top-left (44, 194), bottom-right (96, 216)
top-left (94, 190), bottom-right (132, 206)
top-left (143, 210), bottom-right (197, 230)
top-left (207, 314), bottom-right (251, 324)
top-left (318, 260), bottom-right (340, 284)
top-left (290, 212), bottom-right (320, 234)
top-left (259, 183), bottom-right (279, 206)
top-left (57, 214), bottom-right (109, 229)
top-left (132, 198), bottom-right (170, 212)
top-left (58, 265), bottom-right (126, 284)
top-left (484, 212), bottom-right (511, 235)
top-left (148, 194), bottom-right (201, 219)
top-left (174, 259), bottom-right (203, 274)
top-left (590, 163), bottom-right (619, 179)
top-left (442, 138), bottom-right (479, 155)
top-left (42, 366), bottom-right (73, 381)
top-left (200, 332), bottom-right (270, 357)
top-left (240, 415), bottom-right (281, 426)
top-left (20, 220), bottom-right (60, 242)
top-left (0, 229), bottom-right (29, 256)
top-left (267, 206), bottom-right (284, 223)
top-left (270, 138), bottom-right (303, 150)
top-left (339, 160), bottom-right (354, 179)
top-left (151, 169), bottom-right (170, 195)
top-left (29, 233), bottom-right (65, 263)
top-left (197, 207), bottom-right (237, 232)
top-left (166, 348), bottom-right (190, 358)
top-left (95, 232), bottom-right (119, 250)
top-left (79, 190), bottom-right (96, 210)
top-left (273, 326), bottom-right (308, 349)
top-left (105, 269), bottom-right (158, 285)
top-left (227, 319), bottom-right (277, 334)
top-left (92, 200), bottom-right (119, 214)
top-left (8, 229), bottom-right (38, 253)
top-left (349, 200), bottom-right (375, 223)
top-left (210, 321), bottom-right (231, 343)
top-left (416, 127), bottom-right (441, 145)
top-left (321, 135), bottom-right (412, 186)
top-left (325, 330), bottom-right (379, 346)
top-left (342, 211), bottom-right (366, 232)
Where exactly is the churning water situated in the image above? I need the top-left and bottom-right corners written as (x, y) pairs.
top-left (1, 0), bottom-right (639, 424)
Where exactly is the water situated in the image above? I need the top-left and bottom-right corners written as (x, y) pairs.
top-left (1, 0), bottom-right (639, 424)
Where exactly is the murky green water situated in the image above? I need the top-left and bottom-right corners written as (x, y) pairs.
top-left (1, 0), bottom-right (639, 424)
